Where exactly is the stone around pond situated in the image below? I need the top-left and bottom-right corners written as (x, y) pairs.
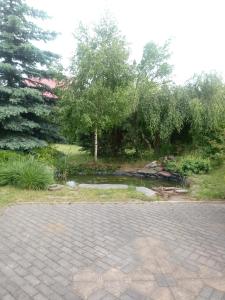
top-left (138, 168), bottom-right (158, 174)
top-left (48, 184), bottom-right (64, 191)
top-left (78, 184), bottom-right (129, 190)
top-left (175, 188), bottom-right (188, 194)
top-left (66, 181), bottom-right (77, 188)
top-left (145, 161), bottom-right (159, 168)
top-left (157, 171), bottom-right (172, 177)
top-left (136, 186), bottom-right (157, 197)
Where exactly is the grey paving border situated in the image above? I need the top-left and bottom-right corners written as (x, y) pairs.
top-left (0, 202), bottom-right (225, 299)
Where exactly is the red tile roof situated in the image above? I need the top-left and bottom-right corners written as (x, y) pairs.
top-left (24, 78), bottom-right (58, 99)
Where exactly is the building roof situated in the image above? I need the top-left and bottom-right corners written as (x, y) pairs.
top-left (24, 78), bottom-right (58, 99)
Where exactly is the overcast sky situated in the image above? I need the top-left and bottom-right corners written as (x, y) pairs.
top-left (28, 0), bottom-right (225, 84)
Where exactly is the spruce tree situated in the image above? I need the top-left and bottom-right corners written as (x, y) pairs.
top-left (0, 0), bottom-right (59, 150)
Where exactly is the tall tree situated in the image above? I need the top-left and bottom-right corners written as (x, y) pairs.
top-left (186, 73), bottom-right (225, 138)
top-left (133, 40), bottom-right (176, 151)
top-left (74, 40), bottom-right (175, 156)
top-left (0, 0), bottom-right (59, 150)
top-left (138, 40), bottom-right (172, 83)
top-left (62, 18), bottom-right (136, 161)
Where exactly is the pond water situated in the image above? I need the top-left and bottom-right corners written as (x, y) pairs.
top-left (72, 175), bottom-right (180, 188)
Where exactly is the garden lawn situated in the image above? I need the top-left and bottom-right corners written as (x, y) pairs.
top-left (0, 185), bottom-right (151, 208)
top-left (53, 144), bottom-right (153, 171)
top-left (53, 144), bottom-right (92, 164)
top-left (190, 164), bottom-right (225, 200)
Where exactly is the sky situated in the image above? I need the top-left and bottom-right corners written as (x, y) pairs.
top-left (28, 0), bottom-right (225, 84)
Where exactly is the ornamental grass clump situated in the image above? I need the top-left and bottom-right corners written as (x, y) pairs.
top-left (0, 158), bottom-right (54, 190)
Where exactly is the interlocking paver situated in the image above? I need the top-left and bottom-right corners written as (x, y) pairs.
top-left (88, 289), bottom-right (108, 300)
top-left (199, 286), bottom-right (214, 298)
top-left (2, 295), bottom-right (16, 300)
top-left (0, 203), bottom-right (225, 299)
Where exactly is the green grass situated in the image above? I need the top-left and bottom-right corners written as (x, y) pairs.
top-left (53, 144), bottom-right (152, 171)
top-left (0, 144), bottom-right (223, 207)
top-left (0, 144), bottom-right (157, 208)
top-left (53, 144), bottom-right (91, 164)
top-left (0, 185), bottom-right (154, 208)
top-left (0, 158), bottom-right (54, 190)
top-left (53, 144), bottom-right (85, 156)
top-left (53, 144), bottom-right (225, 201)
top-left (190, 163), bottom-right (225, 199)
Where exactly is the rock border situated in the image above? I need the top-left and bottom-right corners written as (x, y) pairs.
top-left (113, 170), bottom-right (185, 184)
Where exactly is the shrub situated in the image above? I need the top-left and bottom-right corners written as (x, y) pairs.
top-left (30, 146), bottom-right (65, 166)
top-left (65, 162), bottom-right (118, 176)
top-left (55, 157), bottom-right (118, 180)
top-left (0, 160), bottom-right (21, 186)
top-left (0, 150), bottom-right (23, 162)
top-left (54, 156), bottom-right (69, 180)
top-left (200, 129), bottom-right (225, 165)
top-left (165, 155), bottom-right (211, 176)
top-left (0, 158), bottom-right (54, 190)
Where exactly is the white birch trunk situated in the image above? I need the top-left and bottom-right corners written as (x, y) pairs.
top-left (94, 127), bottom-right (98, 162)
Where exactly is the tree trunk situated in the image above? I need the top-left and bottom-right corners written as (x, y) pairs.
top-left (94, 127), bottom-right (98, 162)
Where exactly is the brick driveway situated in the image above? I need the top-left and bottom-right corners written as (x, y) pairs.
top-left (0, 203), bottom-right (225, 300)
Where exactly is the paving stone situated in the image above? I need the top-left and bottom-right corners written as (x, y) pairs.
top-left (102, 294), bottom-right (118, 300)
top-left (199, 286), bottom-right (213, 298)
top-left (33, 294), bottom-right (48, 300)
top-left (88, 289), bottom-right (108, 299)
top-left (154, 274), bottom-right (169, 287)
top-left (21, 285), bottom-right (38, 297)
top-left (120, 294), bottom-right (134, 300)
top-left (24, 275), bottom-right (40, 286)
top-left (64, 291), bottom-right (83, 300)
top-left (2, 295), bottom-right (16, 300)
top-left (165, 275), bottom-right (177, 287)
top-left (211, 289), bottom-right (225, 300)
top-left (0, 203), bottom-right (225, 300)
top-left (36, 283), bottom-right (53, 297)
top-left (124, 288), bottom-right (147, 300)
top-left (0, 287), bottom-right (8, 297)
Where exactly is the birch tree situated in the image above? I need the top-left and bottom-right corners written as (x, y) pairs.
top-left (62, 18), bottom-right (136, 161)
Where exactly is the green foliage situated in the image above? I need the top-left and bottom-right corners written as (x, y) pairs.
top-left (90, 72), bottom-right (225, 159)
top-left (66, 36), bottom-right (176, 157)
top-left (0, 150), bottom-right (23, 161)
top-left (0, 0), bottom-right (59, 150)
top-left (138, 40), bottom-right (172, 82)
top-left (187, 73), bottom-right (225, 139)
top-left (191, 164), bottom-right (225, 199)
top-left (0, 136), bottom-right (47, 150)
top-left (54, 156), bottom-right (68, 180)
top-left (53, 144), bottom-right (84, 156)
top-left (57, 17), bottom-right (224, 163)
top-left (61, 17), bottom-right (136, 160)
top-left (55, 155), bottom-right (118, 180)
top-left (136, 84), bottom-right (186, 149)
top-left (30, 145), bottom-right (65, 166)
top-left (66, 162), bottom-right (118, 176)
top-left (0, 158), bottom-right (54, 190)
top-left (198, 129), bottom-right (225, 164)
top-left (165, 155), bottom-right (211, 176)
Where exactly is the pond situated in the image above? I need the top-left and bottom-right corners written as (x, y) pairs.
top-left (71, 175), bottom-right (181, 189)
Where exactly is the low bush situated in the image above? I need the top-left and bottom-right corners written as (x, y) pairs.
top-left (54, 156), bottom-right (69, 180)
top-left (55, 157), bottom-right (119, 180)
top-left (30, 145), bottom-right (65, 166)
top-left (66, 162), bottom-right (118, 176)
top-left (165, 155), bottom-right (211, 176)
top-left (0, 158), bottom-right (54, 190)
top-left (0, 150), bottom-right (23, 161)
top-left (200, 130), bottom-right (225, 165)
